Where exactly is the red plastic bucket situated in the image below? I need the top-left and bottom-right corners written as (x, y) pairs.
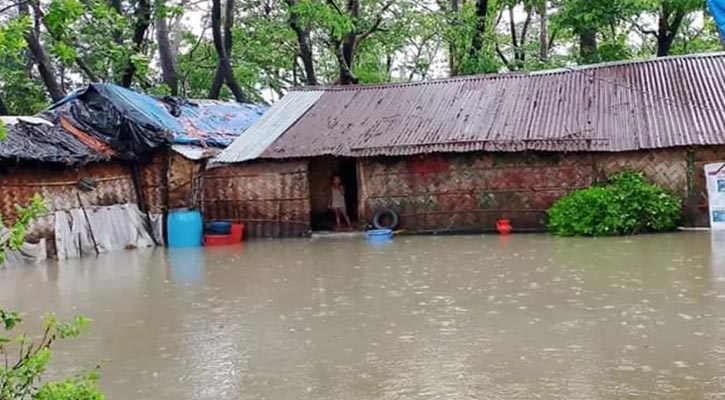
top-left (496, 219), bottom-right (512, 235)
top-left (230, 223), bottom-right (244, 242)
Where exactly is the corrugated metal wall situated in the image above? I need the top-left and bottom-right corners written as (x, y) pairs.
top-left (202, 161), bottom-right (310, 238)
top-left (359, 153), bottom-right (596, 232)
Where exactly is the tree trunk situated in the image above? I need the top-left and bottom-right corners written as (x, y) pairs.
top-left (656, 9), bottom-right (685, 57)
top-left (337, 0), bottom-right (360, 85)
top-left (155, 0), bottom-right (179, 95)
top-left (469, 0), bottom-right (489, 58)
top-left (538, 1), bottom-right (547, 61)
top-left (209, 65), bottom-right (225, 99)
top-left (0, 94), bottom-right (9, 116)
top-left (121, 0), bottom-right (152, 88)
top-left (208, 0), bottom-right (249, 101)
top-left (508, 6), bottom-right (519, 64)
top-left (285, 0), bottom-right (317, 85)
top-left (19, 1), bottom-right (64, 102)
top-left (338, 34), bottom-right (359, 85)
top-left (579, 29), bottom-right (597, 63)
top-left (448, 0), bottom-right (460, 76)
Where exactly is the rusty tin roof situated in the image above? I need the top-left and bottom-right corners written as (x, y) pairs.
top-left (258, 52), bottom-right (725, 159)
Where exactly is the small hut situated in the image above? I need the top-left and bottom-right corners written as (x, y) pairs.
top-left (1, 84), bottom-right (266, 263)
top-left (210, 52), bottom-right (725, 237)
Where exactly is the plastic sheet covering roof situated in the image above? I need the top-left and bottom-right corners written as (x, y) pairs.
top-left (260, 52), bottom-right (725, 159)
top-left (46, 84), bottom-right (267, 159)
top-left (215, 90), bottom-right (324, 163)
top-left (0, 117), bottom-right (106, 165)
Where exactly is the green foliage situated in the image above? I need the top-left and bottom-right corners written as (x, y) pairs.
top-left (0, 0), bottom-right (718, 110)
top-left (35, 374), bottom-right (104, 400)
top-left (0, 310), bottom-right (100, 400)
top-left (0, 194), bottom-right (46, 265)
top-left (293, 0), bottom-right (355, 39)
top-left (547, 172), bottom-right (682, 236)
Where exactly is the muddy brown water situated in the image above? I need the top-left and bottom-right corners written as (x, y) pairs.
top-left (3, 232), bottom-right (725, 399)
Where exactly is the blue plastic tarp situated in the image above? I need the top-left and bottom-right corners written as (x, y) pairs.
top-left (708, 0), bottom-right (725, 41)
top-left (46, 84), bottom-right (267, 158)
top-left (175, 100), bottom-right (267, 147)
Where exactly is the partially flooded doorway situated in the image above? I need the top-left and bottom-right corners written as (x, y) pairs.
top-left (308, 157), bottom-right (358, 231)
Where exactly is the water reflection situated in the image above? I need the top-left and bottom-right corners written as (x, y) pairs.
top-left (168, 247), bottom-right (205, 285)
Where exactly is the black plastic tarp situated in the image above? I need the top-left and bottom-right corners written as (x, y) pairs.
top-left (43, 84), bottom-right (173, 159)
top-left (0, 120), bottom-right (106, 165)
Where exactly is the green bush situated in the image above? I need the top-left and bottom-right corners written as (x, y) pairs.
top-left (547, 172), bottom-right (682, 236)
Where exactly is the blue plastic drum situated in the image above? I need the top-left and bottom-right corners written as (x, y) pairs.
top-left (167, 208), bottom-right (203, 248)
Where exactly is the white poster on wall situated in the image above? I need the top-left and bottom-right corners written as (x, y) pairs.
top-left (705, 163), bottom-right (725, 230)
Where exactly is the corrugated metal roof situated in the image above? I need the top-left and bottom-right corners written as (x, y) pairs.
top-left (259, 52), bottom-right (725, 158)
top-left (214, 90), bottom-right (324, 163)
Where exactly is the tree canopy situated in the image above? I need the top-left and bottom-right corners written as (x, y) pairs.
top-left (0, 0), bottom-right (722, 114)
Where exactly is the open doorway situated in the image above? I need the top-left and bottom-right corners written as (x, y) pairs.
top-left (308, 157), bottom-right (358, 231)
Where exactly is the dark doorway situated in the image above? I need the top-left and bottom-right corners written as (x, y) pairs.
top-left (308, 157), bottom-right (358, 231)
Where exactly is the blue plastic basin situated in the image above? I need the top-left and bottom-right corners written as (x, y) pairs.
top-left (208, 220), bottom-right (232, 234)
top-left (365, 229), bottom-right (393, 241)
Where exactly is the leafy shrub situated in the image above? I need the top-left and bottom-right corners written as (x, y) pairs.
top-left (547, 171), bottom-right (682, 236)
top-left (0, 311), bottom-right (102, 400)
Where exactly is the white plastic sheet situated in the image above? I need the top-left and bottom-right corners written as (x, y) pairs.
top-left (55, 203), bottom-right (162, 260)
top-left (2, 235), bottom-right (47, 266)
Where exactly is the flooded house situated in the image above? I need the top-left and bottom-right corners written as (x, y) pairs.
top-left (0, 84), bottom-right (265, 262)
top-left (211, 52), bottom-right (725, 237)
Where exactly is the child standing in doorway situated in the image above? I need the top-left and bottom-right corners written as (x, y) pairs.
top-left (330, 175), bottom-right (352, 229)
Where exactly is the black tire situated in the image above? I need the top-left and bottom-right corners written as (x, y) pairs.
top-left (372, 209), bottom-right (399, 230)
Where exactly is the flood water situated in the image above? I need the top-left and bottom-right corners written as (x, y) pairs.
top-left (3, 232), bottom-right (725, 399)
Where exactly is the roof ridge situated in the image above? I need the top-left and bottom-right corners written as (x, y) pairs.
top-left (289, 51), bottom-right (725, 92)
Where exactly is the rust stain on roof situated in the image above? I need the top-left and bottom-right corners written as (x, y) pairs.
top-left (262, 52), bottom-right (725, 158)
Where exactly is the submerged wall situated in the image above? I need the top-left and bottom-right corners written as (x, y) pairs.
top-left (359, 153), bottom-right (595, 232)
top-left (0, 156), bottom-right (167, 260)
top-left (202, 160), bottom-right (310, 238)
top-left (358, 147), bottom-right (725, 232)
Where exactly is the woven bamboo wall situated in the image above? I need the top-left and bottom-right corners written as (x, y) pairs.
top-left (0, 162), bottom-right (137, 243)
top-left (359, 153), bottom-right (595, 232)
top-left (359, 148), bottom-right (725, 232)
top-left (595, 149), bottom-right (689, 195)
top-left (139, 153), bottom-right (167, 214)
top-left (168, 152), bottom-right (204, 209)
top-left (202, 160), bottom-right (310, 238)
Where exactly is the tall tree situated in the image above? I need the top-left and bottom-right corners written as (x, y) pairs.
top-left (121, 0), bottom-right (152, 87)
top-left (537, 0), bottom-right (548, 61)
top-left (286, 0), bottom-right (317, 85)
top-left (19, 1), bottom-right (64, 102)
top-left (0, 95), bottom-right (9, 116)
top-left (496, 1), bottom-right (533, 69)
top-left (634, 0), bottom-right (701, 56)
top-left (155, 0), bottom-right (180, 94)
top-left (555, 0), bottom-right (638, 63)
top-left (208, 0), bottom-right (249, 101)
top-left (469, 0), bottom-right (490, 58)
